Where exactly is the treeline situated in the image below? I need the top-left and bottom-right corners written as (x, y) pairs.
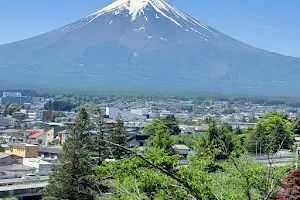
top-left (44, 109), bottom-right (299, 200)
top-left (44, 100), bottom-right (77, 111)
top-left (197, 95), bottom-right (300, 108)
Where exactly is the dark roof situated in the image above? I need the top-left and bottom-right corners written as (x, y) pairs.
top-left (38, 147), bottom-right (62, 154)
top-left (128, 134), bottom-right (150, 142)
top-left (0, 153), bottom-right (12, 159)
top-left (57, 129), bottom-right (72, 134)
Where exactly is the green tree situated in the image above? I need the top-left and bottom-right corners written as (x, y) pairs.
top-left (292, 114), bottom-right (300, 135)
top-left (91, 108), bottom-right (109, 165)
top-left (143, 115), bottom-right (181, 136)
top-left (44, 108), bottom-right (105, 200)
top-left (204, 121), bottom-right (239, 160)
top-left (7, 104), bottom-right (20, 115)
top-left (245, 112), bottom-right (293, 154)
top-left (52, 111), bottom-right (66, 121)
top-left (109, 115), bottom-right (128, 160)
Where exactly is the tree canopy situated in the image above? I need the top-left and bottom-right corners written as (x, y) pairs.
top-left (245, 112), bottom-right (293, 154)
top-left (142, 115), bottom-right (181, 136)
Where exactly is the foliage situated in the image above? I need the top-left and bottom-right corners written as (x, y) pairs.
top-left (52, 111), bottom-right (66, 121)
top-left (245, 112), bottom-right (293, 154)
top-left (276, 169), bottom-right (300, 199)
top-left (204, 120), bottom-right (242, 160)
top-left (142, 115), bottom-right (181, 136)
top-left (108, 115), bottom-right (128, 160)
top-left (6, 104), bottom-right (20, 115)
top-left (292, 114), bottom-right (300, 135)
top-left (44, 100), bottom-right (76, 111)
top-left (43, 107), bottom-right (295, 200)
top-left (221, 108), bottom-right (236, 115)
top-left (173, 133), bottom-right (204, 150)
top-left (44, 108), bottom-right (107, 200)
top-left (179, 119), bottom-right (200, 126)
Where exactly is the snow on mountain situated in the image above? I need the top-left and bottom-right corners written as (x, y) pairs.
top-left (62, 0), bottom-right (218, 44)
top-left (0, 0), bottom-right (300, 94)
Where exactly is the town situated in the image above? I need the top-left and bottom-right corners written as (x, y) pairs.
top-left (0, 91), bottom-right (298, 199)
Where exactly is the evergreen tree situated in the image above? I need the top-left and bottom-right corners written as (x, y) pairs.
top-left (92, 108), bottom-right (109, 165)
top-left (108, 115), bottom-right (128, 159)
top-left (44, 108), bottom-right (104, 200)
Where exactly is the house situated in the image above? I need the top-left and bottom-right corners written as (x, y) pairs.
top-left (0, 129), bottom-right (30, 143)
top-left (173, 144), bottom-right (192, 165)
top-left (128, 134), bottom-right (150, 148)
top-left (27, 110), bottom-right (44, 120)
top-left (5, 143), bottom-right (38, 158)
top-left (27, 131), bottom-right (45, 145)
top-left (43, 110), bottom-right (53, 121)
top-left (0, 117), bottom-right (9, 129)
top-left (0, 164), bottom-right (35, 176)
top-left (38, 146), bottom-right (61, 160)
top-left (45, 128), bottom-right (55, 145)
top-left (23, 158), bottom-right (54, 174)
top-left (57, 129), bottom-right (72, 146)
top-left (12, 112), bottom-right (27, 121)
top-left (0, 153), bottom-right (22, 166)
top-left (194, 124), bottom-right (209, 134)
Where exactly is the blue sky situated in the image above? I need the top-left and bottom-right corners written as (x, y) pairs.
top-left (1, 0), bottom-right (300, 57)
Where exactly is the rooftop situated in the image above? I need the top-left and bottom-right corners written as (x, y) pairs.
top-left (0, 153), bottom-right (13, 159)
top-left (8, 143), bottom-right (38, 147)
top-left (38, 146), bottom-right (62, 154)
top-left (57, 129), bottom-right (72, 134)
top-left (173, 144), bottom-right (191, 150)
top-left (28, 131), bottom-right (45, 139)
top-left (0, 164), bottom-right (35, 172)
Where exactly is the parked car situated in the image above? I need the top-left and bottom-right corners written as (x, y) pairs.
top-left (21, 174), bottom-right (40, 180)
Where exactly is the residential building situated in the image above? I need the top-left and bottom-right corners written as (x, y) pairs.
top-left (45, 128), bottom-right (55, 145)
top-left (23, 158), bottom-right (54, 174)
top-left (5, 143), bottom-right (38, 158)
top-left (0, 164), bottom-right (35, 176)
top-left (128, 134), bottom-right (150, 148)
top-left (0, 154), bottom-right (22, 166)
top-left (27, 131), bottom-right (46, 145)
top-left (43, 110), bottom-right (53, 121)
top-left (12, 112), bottom-right (27, 121)
top-left (0, 117), bottom-right (9, 129)
top-left (57, 129), bottom-right (72, 145)
top-left (106, 107), bottom-right (119, 119)
top-left (27, 110), bottom-right (43, 120)
top-left (173, 144), bottom-right (192, 165)
top-left (0, 129), bottom-right (31, 143)
top-left (38, 147), bottom-right (61, 160)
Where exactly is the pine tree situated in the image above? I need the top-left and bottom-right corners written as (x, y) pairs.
top-left (44, 108), bottom-right (104, 200)
top-left (92, 108), bottom-right (109, 165)
top-left (108, 114), bottom-right (128, 159)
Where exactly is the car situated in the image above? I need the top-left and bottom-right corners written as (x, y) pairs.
top-left (21, 174), bottom-right (40, 180)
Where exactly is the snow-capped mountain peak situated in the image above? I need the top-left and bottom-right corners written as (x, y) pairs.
top-left (86, 0), bottom-right (218, 36)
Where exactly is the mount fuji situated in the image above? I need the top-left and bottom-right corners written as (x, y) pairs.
top-left (0, 0), bottom-right (300, 94)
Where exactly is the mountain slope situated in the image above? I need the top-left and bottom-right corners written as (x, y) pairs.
top-left (0, 0), bottom-right (299, 94)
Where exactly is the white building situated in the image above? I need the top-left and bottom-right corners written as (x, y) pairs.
top-left (23, 158), bottom-right (54, 174)
top-left (27, 110), bottom-right (44, 120)
top-left (130, 108), bottom-right (149, 116)
top-left (106, 107), bottom-right (120, 119)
